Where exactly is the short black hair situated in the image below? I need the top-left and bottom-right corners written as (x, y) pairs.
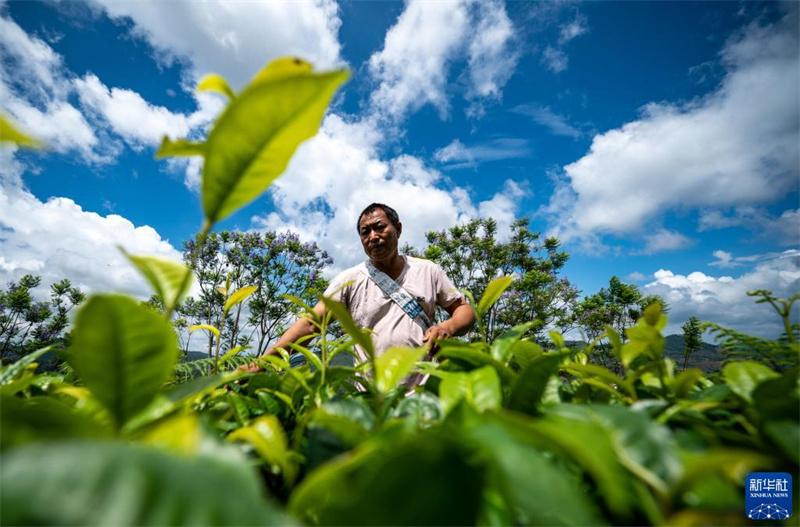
top-left (357, 203), bottom-right (400, 232)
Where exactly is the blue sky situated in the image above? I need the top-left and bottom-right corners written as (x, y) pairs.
top-left (1, 0), bottom-right (797, 337)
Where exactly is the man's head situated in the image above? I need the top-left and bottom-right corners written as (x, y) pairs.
top-left (357, 203), bottom-right (402, 261)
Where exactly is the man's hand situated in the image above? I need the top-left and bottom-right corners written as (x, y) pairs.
top-left (422, 324), bottom-right (452, 355)
top-left (237, 362), bottom-right (264, 374)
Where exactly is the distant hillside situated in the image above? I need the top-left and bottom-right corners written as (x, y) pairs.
top-left (663, 334), bottom-right (722, 372)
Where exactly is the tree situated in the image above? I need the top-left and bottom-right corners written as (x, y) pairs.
top-left (681, 316), bottom-right (703, 370)
top-left (0, 275), bottom-right (85, 363)
top-left (423, 218), bottom-right (577, 343)
top-left (179, 230), bottom-right (331, 357)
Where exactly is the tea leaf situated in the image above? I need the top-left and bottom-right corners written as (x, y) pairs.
top-left (68, 295), bottom-right (177, 428)
top-left (321, 296), bottom-right (374, 360)
top-left (224, 285), bottom-right (257, 313)
top-left (440, 366), bottom-right (501, 414)
top-left (491, 322), bottom-right (535, 363)
top-left (0, 346), bottom-right (51, 385)
top-left (476, 276), bottom-right (513, 318)
top-left (202, 60), bottom-right (348, 224)
top-left (197, 73), bottom-right (235, 100)
top-left (722, 360), bottom-right (779, 403)
top-left (155, 136), bottom-right (205, 158)
top-left (189, 324), bottom-right (220, 339)
top-left (121, 249), bottom-right (192, 313)
top-left (228, 415), bottom-right (296, 483)
top-left (374, 346), bottom-right (426, 393)
top-left (0, 441), bottom-right (289, 526)
top-left (508, 355), bottom-right (563, 415)
top-left (0, 114), bottom-right (43, 148)
top-left (511, 340), bottom-right (544, 370)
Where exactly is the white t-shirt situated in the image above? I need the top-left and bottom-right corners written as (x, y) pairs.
top-left (324, 255), bottom-right (462, 384)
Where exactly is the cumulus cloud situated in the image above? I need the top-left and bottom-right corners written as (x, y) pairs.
top-left (251, 115), bottom-right (527, 275)
top-left (547, 12), bottom-right (799, 247)
top-left (634, 229), bottom-right (694, 255)
top-left (433, 138), bottom-right (532, 169)
top-left (368, 0), bottom-right (518, 121)
top-left (85, 0), bottom-right (344, 90)
top-left (0, 178), bottom-right (183, 300)
top-left (74, 74), bottom-right (223, 151)
top-left (642, 251), bottom-right (800, 337)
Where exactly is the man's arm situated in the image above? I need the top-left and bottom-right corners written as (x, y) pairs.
top-left (422, 297), bottom-right (475, 352)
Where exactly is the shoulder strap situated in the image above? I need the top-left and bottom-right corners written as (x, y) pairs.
top-left (364, 259), bottom-right (432, 331)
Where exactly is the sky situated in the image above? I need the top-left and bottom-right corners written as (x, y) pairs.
top-left (1, 0), bottom-right (798, 338)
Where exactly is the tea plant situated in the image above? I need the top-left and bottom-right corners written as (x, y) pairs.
top-left (1, 61), bottom-right (798, 527)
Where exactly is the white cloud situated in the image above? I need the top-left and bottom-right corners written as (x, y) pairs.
top-left (368, 0), bottom-right (518, 121)
top-left (541, 45), bottom-right (568, 74)
top-left (627, 271), bottom-right (647, 282)
top-left (74, 74), bottom-right (223, 150)
top-left (85, 0), bottom-right (344, 90)
top-left (709, 249), bottom-right (800, 268)
top-left (465, 0), bottom-right (519, 115)
top-left (0, 179), bottom-right (183, 299)
top-left (699, 207), bottom-right (799, 246)
top-left (635, 229), bottom-right (694, 255)
top-left (512, 104), bottom-right (584, 138)
top-left (434, 138), bottom-right (532, 169)
top-left (0, 13), bottom-right (112, 163)
top-left (251, 115), bottom-right (526, 275)
top-left (558, 12), bottom-right (588, 45)
top-left (547, 13), bottom-right (799, 245)
top-left (642, 252), bottom-right (800, 337)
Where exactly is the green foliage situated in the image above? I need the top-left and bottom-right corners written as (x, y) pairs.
top-left (68, 295), bottom-right (178, 429)
top-left (3, 59), bottom-right (796, 527)
top-left (0, 275), bottom-right (85, 363)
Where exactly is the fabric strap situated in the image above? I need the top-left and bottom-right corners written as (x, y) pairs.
top-left (364, 259), bottom-right (432, 331)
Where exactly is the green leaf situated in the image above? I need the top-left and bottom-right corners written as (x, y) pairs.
top-left (0, 114), bottom-right (43, 148)
top-left (491, 322), bottom-right (535, 363)
top-left (220, 345), bottom-right (247, 364)
top-left (508, 355), bottom-right (563, 415)
top-left (392, 391), bottom-right (443, 426)
top-left (0, 441), bottom-right (289, 526)
top-left (224, 285), bottom-right (258, 313)
top-left (0, 346), bottom-right (52, 385)
top-left (0, 394), bottom-right (110, 451)
top-left (563, 363), bottom-right (635, 398)
top-left (374, 346), bottom-right (427, 393)
top-left (197, 73), bottom-right (236, 100)
top-left (440, 366), bottom-right (501, 414)
top-left (643, 302), bottom-right (662, 326)
top-left (251, 56), bottom-right (314, 86)
top-left (468, 419), bottom-right (605, 526)
top-left (549, 330), bottom-right (565, 349)
top-left (154, 136), bottom-right (205, 158)
top-left (321, 296), bottom-right (374, 360)
top-left (290, 434), bottom-right (485, 527)
top-left (286, 342), bottom-right (323, 371)
top-left (189, 324), bottom-right (220, 339)
top-left (437, 342), bottom-right (515, 384)
top-left (202, 61), bottom-right (348, 224)
top-left (511, 340), bottom-right (543, 370)
top-left (121, 249), bottom-right (192, 313)
top-left (722, 360), bottom-right (779, 403)
top-left (670, 368), bottom-right (704, 398)
top-left (228, 415), bottom-right (296, 483)
top-left (476, 276), bottom-right (513, 318)
top-left (68, 295), bottom-right (177, 428)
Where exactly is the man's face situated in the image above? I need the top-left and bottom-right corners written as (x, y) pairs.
top-left (358, 209), bottom-right (401, 260)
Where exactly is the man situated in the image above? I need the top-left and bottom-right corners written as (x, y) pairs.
top-left (251, 203), bottom-right (475, 387)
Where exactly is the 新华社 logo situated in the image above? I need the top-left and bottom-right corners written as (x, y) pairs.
top-left (746, 473), bottom-right (792, 520)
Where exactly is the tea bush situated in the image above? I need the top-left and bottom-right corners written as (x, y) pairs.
top-left (0, 59), bottom-right (797, 527)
